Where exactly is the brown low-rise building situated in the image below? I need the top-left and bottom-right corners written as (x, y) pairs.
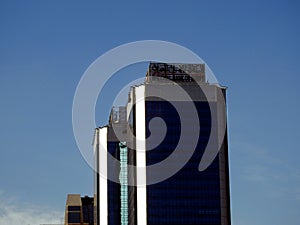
top-left (65, 194), bottom-right (94, 225)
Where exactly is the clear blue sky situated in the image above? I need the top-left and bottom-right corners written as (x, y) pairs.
top-left (0, 0), bottom-right (299, 224)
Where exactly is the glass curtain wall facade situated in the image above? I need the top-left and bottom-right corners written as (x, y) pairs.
top-left (143, 91), bottom-right (228, 225)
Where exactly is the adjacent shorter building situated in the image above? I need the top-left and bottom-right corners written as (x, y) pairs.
top-left (64, 194), bottom-right (94, 225)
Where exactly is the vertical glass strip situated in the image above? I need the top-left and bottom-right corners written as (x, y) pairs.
top-left (119, 142), bottom-right (128, 225)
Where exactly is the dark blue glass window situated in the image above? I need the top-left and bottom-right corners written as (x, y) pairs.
top-left (68, 212), bottom-right (81, 223)
top-left (145, 99), bottom-right (221, 225)
top-left (68, 206), bottom-right (80, 211)
top-left (107, 141), bottom-right (121, 225)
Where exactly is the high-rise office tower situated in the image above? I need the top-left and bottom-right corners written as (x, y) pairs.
top-left (94, 63), bottom-right (231, 225)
